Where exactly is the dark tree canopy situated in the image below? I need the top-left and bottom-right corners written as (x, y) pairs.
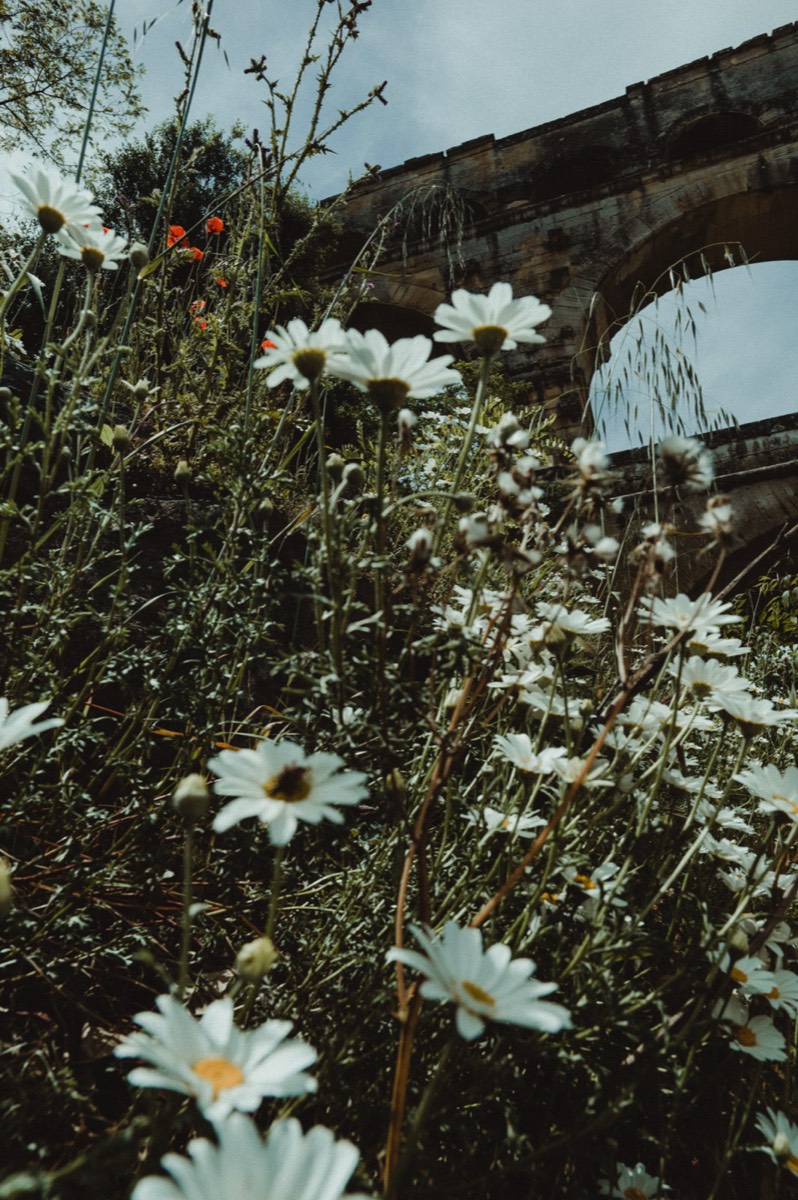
top-left (91, 118), bottom-right (250, 242)
top-left (0, 0), bottom-right (143, 160)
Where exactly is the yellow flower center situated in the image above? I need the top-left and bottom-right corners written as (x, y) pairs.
top-left (730, 966), bottom-right (747, 983)
top-left (367, 378), bottom-right (411, 414)
top-left (193, 1056), bottom-right (245, 1098)
top-left (786, 1155), bottom-right (798, 1175)
top-left (623, 1188), bottom-right (647, 1200)
top-left (768, 986), bottom-right (781, 1000)
top-left (735, 1025), bottom-right (757, 1047)
top-left (461, 980), bottom-right (495, 1007)
top-left (292, 347), bottom-right (326, 382)
top-left (574, 873), bottom-right (597, 890)
top-left (37, 204), bottom-right (66, 233)
top-left (81, 246), bottom-right (105, 273)
top-left (264, 764), bottom-right (312, 803)
top-left (472, 324), bottom-right (508, 356)
top-left (540, 891), bottom-right (559, 904)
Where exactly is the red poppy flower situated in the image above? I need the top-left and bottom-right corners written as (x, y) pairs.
top-left (215, 278), bottom-right (228, 288)
top-left (188, 246), bottom-right (203, 262)
top-left (206, 216), bottom-right (224, 235)
top-left (194, 318), bottom-right (208, 330)
top-left (261, 338), bottom-right (277, 351)
top-left (189, 299), bottom-right (206, 314)
top-left (167, 224), bottom-right (188, 248)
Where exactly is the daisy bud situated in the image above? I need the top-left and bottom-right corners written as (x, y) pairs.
top-left (342, 462), bottom-right (365, 492)
top-left (0, 387), bottom-right (12, 402)
top-left (406, 526), bottom-right (433, 570)
top-left (454, 493), bottom-right (474, 512)
top-left (236, 935), bottom-right (277, 983)
top-left (326, 453), bottom-right (345, 484)
top-left (129, 241), bottom-right (150, 270)
top-left (84, 310), bottom-right (97, 328)
top-left (727, 925), bottom-right (750, 955)
top-left (172, 773), bottom-right (210, 822)
top-left (0, 859), bottom-right (14, 919)
top-left (112, 424), bottom-right (130, 453)
top-left (174, 459), bottom-right (192, 485)
top-left (397, 407), bottom-right (417, 435)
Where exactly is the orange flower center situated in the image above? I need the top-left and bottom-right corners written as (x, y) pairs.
top-left (786, 1155), bottom-right (798, 1175)
top-left (193, 1056), bottom-right (244, 1097)
top-left (768, 986), bottom-right (781, 1000)
top-left (735, 1025), bottom-right (757, 1047)
top-left (730, 966), bottom-right (747, 983)
top-left (265, 764), bottom-right (312, 803)
top-left (574, 873), bottom-right (597, 890)
top-left (623, 1188), bottom-right (647, 1200)
top-left (461, 980), bottom-right (495, 1007)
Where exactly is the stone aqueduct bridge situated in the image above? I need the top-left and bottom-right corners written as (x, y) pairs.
top-left (334, 22), bottom-right (798, 585)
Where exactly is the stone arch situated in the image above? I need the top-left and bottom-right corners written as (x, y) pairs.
top-left (663, 110), bottom-right (763, 163)
top-left (575, 177), bottom-right (798, 398)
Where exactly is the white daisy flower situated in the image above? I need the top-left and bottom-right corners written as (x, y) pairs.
top-left (9, 160), bottom-right (101, 234)
top-left (763, 969), bottom-right (798, 1018)
top-left (684, 631), bottom-right (748, 658)
top-left (57, 223), bottom-right (129, 272)
top-left (726, 955), bottom-right (778, 996)
top-left (713, 695), bottom-right (798, 738)
top-left (552, 756), bottom-right (612, 789)
top-left (115, 995), bottom-right (316, 1121)
top-left (469, 805), bottom-right (547, 840)
top-left (756, 1108), bottom-right (798, 1175)
top-left (600, 1160), bottom-right (665, 1198)
top-left (0, 696), bottom-right (63, 753)
top-left (433, 282), bottom-right (551, 357)
top-left (387, 920), bottom-right (571, 1041)
top-left (729, 1013), bottom-right (787, 1062)
top-left (673, 656), bottom-right (750, 703)
top-left (638, 592), bottom-right (742, 638)
top-left (328, 328), bottom-right (461, 412)
top-left (734, 763), bottom-right (798, 817)
top-left (535, 601), bottom-right (611, 641)
top-left (254, 318), bottom-right (347, 388)
top-left (493, 732), bottom-right (566, 774)
top-left (209, 739), bottom-right (368, 846)
top-left (132, 1112), bottom-right (373, 1200)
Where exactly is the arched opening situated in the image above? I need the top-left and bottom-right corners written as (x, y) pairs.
top-left (589, 260), bottom-right (798, 450)
top-left (347, 300), bottom-right (436, 343)
top-left (664, 111), bottom-right (762, 163)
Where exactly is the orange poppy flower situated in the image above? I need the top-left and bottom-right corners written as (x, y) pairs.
top-left (167, 224), bottom-right (188, 248)
top-left (194, 318), bottom-right (208, 330)
top-left (261, 338), bottom-right (277, 350)
top-left (188, 246), bottom-right (203, 262)
top-left (206, 216), bottom-right (224, 235)
top-left (215, 278), bottom-right (228, 288)
top-left (189, 299), bottom-right (206, 314)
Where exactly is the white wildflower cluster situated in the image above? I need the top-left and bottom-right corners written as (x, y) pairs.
top-left (11, 161), bottom-right (129, 271)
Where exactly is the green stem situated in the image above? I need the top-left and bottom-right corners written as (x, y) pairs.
top-left (178, 823), bottom-right (195, 1000)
